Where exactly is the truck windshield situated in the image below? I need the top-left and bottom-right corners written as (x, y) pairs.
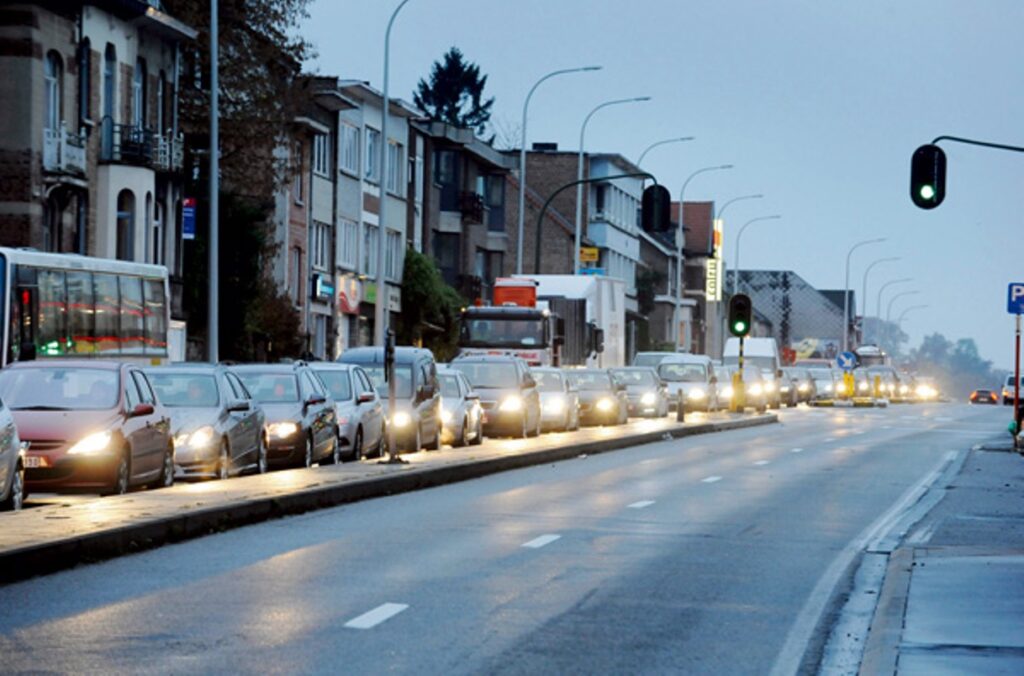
top-left (658, 363), bottom-right (706, 383)
top-left (461, 318), bottom-right (545, 348)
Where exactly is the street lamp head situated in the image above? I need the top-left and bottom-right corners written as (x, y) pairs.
top-left (582, 65), bottom-right (603, 72)
top-left (719, 164), bottom-right (735, 170)
top-left (633, 96), bottom-right (653, 102)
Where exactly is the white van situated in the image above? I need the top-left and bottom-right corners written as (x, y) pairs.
top-left (723, 337), bottom-right (783, 408)
top-left (656, 354), bottom-right (715, 412)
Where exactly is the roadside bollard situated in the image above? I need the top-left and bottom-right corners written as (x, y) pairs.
top-left (676, 392), bottom-right (686, 422)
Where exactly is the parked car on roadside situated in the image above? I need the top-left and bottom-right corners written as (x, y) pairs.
top-left (610, 366), bottom-right (670, 418)
top-left (450, 355), bottom-right (541, 438)
top-left (1002, 374), bottom-right (1024, 405)
top-left (808, 367), bottom-right (836, 401)
top-left (233, 363), bottom-right (338, 468)
top-left (310, 362), bottom-right (385, 460)
top-left (437, 367), bottom-right (483, 447)
top-left (631, 351), bottom-right (676, 368)
top-left (721, 366), bottom-right (768, 413)
top-left (0, 361), bottom-right (173, 496)
top-left (565, 369), bottom-right (628, 426)
top-left (146, 364), bottom-right (267, 479)
top-left (530, 367), bottom-right (580, 432)
top-left (0, 398), bottom-right (24, 510)
top-left (656, 354), bottom-right (715, 412)
top-left (781, 367), bottom-right (813, 406)
top-left (339, 347), bottom-right (441, 453)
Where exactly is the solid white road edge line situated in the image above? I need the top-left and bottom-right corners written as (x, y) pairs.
top-left (344, 603), bottom-right (409, 630)
top-left (522, 534), bottom-right (561, 549)
top-left (701, 476), bottom-right (723, 483)
top-left (754, 460), bottom-right (771, 466)
top-left (767, 448), bottom-right (962, 676)
top-left (627, 500), bottom-right (655, 509)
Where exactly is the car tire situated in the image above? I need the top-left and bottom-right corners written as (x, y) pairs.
top-left (411, 425), bottom-right (422, 453)
top-left (216, 441), bottom-right (231, 480)
top-left (350, 427), bottom-right (363, 462)
top-left (152, 445), bottom-right (175, 489)
top-left (0, 459), bottom-right (24, 511)
top-left (456, 416), bottom-right (467, 447)
top-left (520, 414), bottom-right (529, 439)
top-left (375, 424), bottom-right (386, 457)
top-left (257, 435), bottom-right (268, 474)
top-left (470, 418), bottom-right (483, 445)
top-left (303, 435), bottom-right (314, 468)
top-left (104, 449), bottom-right (130, 496)
top-left (534, 411), bottom-right (542, 437)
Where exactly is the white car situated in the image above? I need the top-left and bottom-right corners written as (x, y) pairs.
top-left (0, 398), bottom-right (25, 511)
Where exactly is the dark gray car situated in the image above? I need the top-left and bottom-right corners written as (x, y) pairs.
top-left (146, 364), bottom-right (267, 479)
top-left (450, 355), bottom-right (541, 438)
top-left (610, 367), bottom-right (669, 418)
top-left (565, 369), bottom-right (628, 426)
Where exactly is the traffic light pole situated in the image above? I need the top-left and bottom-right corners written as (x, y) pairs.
top-left (533, 172), bottom-right (655, 274)
top-left (1015, 314), bottom-right (1021, 442)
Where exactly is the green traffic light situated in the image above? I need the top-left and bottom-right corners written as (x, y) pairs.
top-left (919, 184), bottom-right (935, 200)
top-left (733, 321), bottom-right (747, 334)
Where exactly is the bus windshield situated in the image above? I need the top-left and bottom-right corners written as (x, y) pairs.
top-left (460, 317), bottom-right (545, 348)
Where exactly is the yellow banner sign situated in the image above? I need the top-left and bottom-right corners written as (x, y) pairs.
top-left (580, 247), bottom-right (600, 263)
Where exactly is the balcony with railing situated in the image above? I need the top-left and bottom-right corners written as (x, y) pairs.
top-left (100, 116), bottom-right (184, 172)
top-left (42, 123), bottom-right (87, 175)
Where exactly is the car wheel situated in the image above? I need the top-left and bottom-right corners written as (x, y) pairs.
top-left (470, 418), bottom-right (483, 445)
top-left (257, 435), bottom-right (269, 474)
top-left (534, 411), bottom-right (542, 437)
top-left (330, 432), bottom-right (341, 465)
top-left (412, 425), bottom-right (422, 453)
top-left (456, 416), bottom-right (467, 447)
top-left (303, 435), bottom-right (314, 468)
top-left (351, 427), bottom-right (363, 462)
top-left (0, 459), bottom-right (24, 511)
top-left (520, 414), bottom-right (529, 439)
top-left (217, 441), bottom-right (231, 480)
top-left (375, 424), bottom-right (386, 457)
top-left (104, 450), bottom-right (130, 496)
top-left (150, 445), bottom-right (175, 489)
top-left (425, 420), bottom-right (440, 451)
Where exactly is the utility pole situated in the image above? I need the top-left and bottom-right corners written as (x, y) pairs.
top-left (207, 0), bottom-right (219, 363)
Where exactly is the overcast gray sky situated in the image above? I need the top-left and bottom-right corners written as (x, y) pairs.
top-left (303, 1), bottom-right (1023, 371)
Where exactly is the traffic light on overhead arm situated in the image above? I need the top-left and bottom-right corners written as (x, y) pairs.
top-left (641, 184), bottom-right (671, 232)
top-left (728, 294), bottom-right (753, 337)
top-left (910, 144), bottom-right (946, 209)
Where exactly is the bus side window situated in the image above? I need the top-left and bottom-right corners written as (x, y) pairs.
top-left (93, 273), bottom-right (120, 355)
top-left (67, 271), bottom-right (94, 355)
top-left (36, 269), bottom-right (67, 356)
top-left (143, 278), bottom-right (167, 356)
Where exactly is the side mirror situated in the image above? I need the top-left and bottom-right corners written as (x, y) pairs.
top-left (357, 392), bottom-right (376, 404)
top-left (523, 375), bottom-right (536, 389)
top-left (777, 369), bottom-right (784, 379)
top-left (465, 392), bottom-right (480, 401)
top-left (616, 382), bottom-right (627, 392)
top-left (305, 395), bottom-right (326, 408)
top-left (130, 403), bottom-right (154, 417)
top-left (227, 399), bottom-right (251, 413)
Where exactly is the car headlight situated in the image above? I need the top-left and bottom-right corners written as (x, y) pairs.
top-left (900, 385), bottom-right (909, 394)
top-left (544, 396), bottom-right (565, 413)
top-left (392, 411), bottom-right (412, 428)
top-left (641, 392), bottom-right (658, 405)
top-left (887, 384), bottom-right (896, 393)
top-left (441, 408), bottom-right (453, 424)
top-left (188, 426), bottom-right (216, 448)
top-left (499, 396), bottom-right (523, 412)
top-left (596, 397), bottom-right (614, 412)
top-left (68, 430), bottom-right (113, 455)
top-left (824, 383), bottom-right (833, 392)
top-left (781, 385), bottom-right (791, 393)
top-left (687, 388), bottom-right (705, 401)
top-left (798, 383), bottom-right (809, 392)
top-left (721, 386), bottom-right (734, 399)
top-left (763, 382), bottom-right (775, 393)
top-left (835, 383), bottom-right (847, 395)
top-left (858, 382), bottom-right (869, 393)
top-left (267, 421), bottom-right (300, 439)
top-left (749, 384), bottom-right (763, 396)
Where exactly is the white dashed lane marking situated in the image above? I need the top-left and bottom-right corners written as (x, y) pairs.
top-left (754, 460), bottom-right (771, 466)
top-left (345, 603), bottom-right (409, 629)
top-left (702, 476), bottom-right (723, 483)
top-left (628, 500), bottom-right (655, 509)
top-left (522, 534), bottom-right (561, 549)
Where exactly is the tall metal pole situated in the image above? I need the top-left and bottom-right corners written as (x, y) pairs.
top-left (1015, 314), bottom-right (1021, 434)
top-left (573, 96), bottom-right (650, 274)
top-left (732, 214), bottom-right (780, 295)
top-left (674, 165), bottom-right (732, 348)
top-left (842, 237), bottom-right (886, 353)
top-left (860, 257), bottom-right (900, 344)
top-left (711, 194), bottom-right (761, 358)
top-left (875, 277), bottom-right (912, 343)
top-left (207, 0), bottom-right (219, 363)
top-left (374, 0), bottom-right (412, 347)
top-left (516, 66), bottom-right (601, 274)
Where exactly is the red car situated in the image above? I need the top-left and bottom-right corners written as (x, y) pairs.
top-left (969, 389), bottom-right (998, 405)
top-left (0, 361), bottom-right (173, 495)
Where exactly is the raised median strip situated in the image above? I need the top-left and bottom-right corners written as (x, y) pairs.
top-left (0, 413), bottom-right (776, 584)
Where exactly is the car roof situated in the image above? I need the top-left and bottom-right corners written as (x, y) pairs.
top-left (146, 362), bottom-right (223, 374)
top-left (452, 354), bottom-right (522, 363)
top-left (339, 346), bottom-right (433, 364)
top-left (230, 363), bottom-right (305, 374)
top-left (7, 359), bottom-right (124, 371)
top-left (308, 362), bottom-right (358, 371)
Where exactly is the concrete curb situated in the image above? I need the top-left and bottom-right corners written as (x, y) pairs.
top-left (1, 414), bottom-right (777, 585)
top-left (858, 547), bottom-right (914, 676)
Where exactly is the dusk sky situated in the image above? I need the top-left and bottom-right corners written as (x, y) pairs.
top-left (303, 1), bottom-right (1023, 371)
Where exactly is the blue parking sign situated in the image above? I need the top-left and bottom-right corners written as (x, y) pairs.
top-left (1008, 283), bottom-right (1024, 314)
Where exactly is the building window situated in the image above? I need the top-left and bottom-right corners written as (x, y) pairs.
top-left (362, 224), bottom-right (379, 276)
top-left (365, 128), bottom-right (380, 182)
top-left (132, 58), bottom-right (147, 128)
top-left (116, 190), bottom-right (135, 261)
top-left (144, 192), bottom-right (153, 263)
top-left (412, 154), bottom-right (424, 204)
top-left (44, 51), bottom-right (62, 132)
top-left (312, 221), bottom-right (330, 271)
top-left (156, 71), bottom-right (166, 134)
top-left (485, 175), bottom-right (505, 232)
top-left (339, 123), bottom-right (359, 174)
top-left (337, 218), bottom-right (358, 270)
top-left (103, 44), bottom-right (116, 120)
top-left (78, 40), bottom-right (90, 127)
top-left (385, 230), bottom-right (402, 280)
top-left (386, 141), bottom-right (403, 195)
top-left (293, 141), bottom-right (304, 204)
top-left (433, 232), bottom-right (460, 287)
top-left (313, 133), bottom-right (331, 177)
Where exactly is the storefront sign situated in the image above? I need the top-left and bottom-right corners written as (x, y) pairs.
top-left (182, 197), bottom-right (196, 240)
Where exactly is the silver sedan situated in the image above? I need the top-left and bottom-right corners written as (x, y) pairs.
top-left (311, 363), bottom-right (386, 461)
top-left (0, 401), bottom-right (24, 511)
top-left (438, 368), bottom-right (483, 447)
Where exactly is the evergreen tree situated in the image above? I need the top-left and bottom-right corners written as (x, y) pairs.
top-left (414, 47), bottom-right (495, 135)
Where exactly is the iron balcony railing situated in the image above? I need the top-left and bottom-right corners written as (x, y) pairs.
top-left (100, 116), bottom-right (184, 172)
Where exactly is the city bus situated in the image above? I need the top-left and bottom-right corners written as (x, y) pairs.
top-left (0, 248), bottom-right (175, 367)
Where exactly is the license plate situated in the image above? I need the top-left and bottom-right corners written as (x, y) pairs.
top-left (24, 455), bottom-right (47, 468)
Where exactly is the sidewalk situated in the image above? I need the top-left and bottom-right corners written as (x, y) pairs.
top-left (862, 442), bottom-right (1024, 675)
top-left (0, 412), bottom-right (775, 585)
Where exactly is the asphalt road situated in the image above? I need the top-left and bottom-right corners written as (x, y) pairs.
top-left (0, 403), bottom-right (1006, 674)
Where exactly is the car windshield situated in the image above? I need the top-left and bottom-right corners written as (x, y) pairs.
top-left (439, 374), bottom-right (460, 399)
top-left (633, 354), bottom-right (668, 367)
top-left (0, 368), bottom-right (121, 411)
top-left (611, 369), bottom-right (657, 386)
top-left (236, 373), bottom-right (300, 403)
top-left (532, 371), bottom-right (564, 392)
top-left (809, 368), bottom-right (833, 380)
top-left (147, 373), bottom-right (220, 408)
top-left (361, 365), bottom-right (414, 399)
top-left (461, 317), bottom-right (545, 347)
top-left (658, 363), bottom-right (707, 383)
top-left (315, 370), bottom-right (353, 401)
top-left (450, 362), bottom-right (519, 389)
top-left (567, 371), bottom-right (612, 391)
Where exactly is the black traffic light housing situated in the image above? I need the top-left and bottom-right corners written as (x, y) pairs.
top-left (910, 144), bottom-right (946, 209)
top-left (728, 294), bottom-right (753, 337)
top-left (641, 184), bottom-right (671, 232)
